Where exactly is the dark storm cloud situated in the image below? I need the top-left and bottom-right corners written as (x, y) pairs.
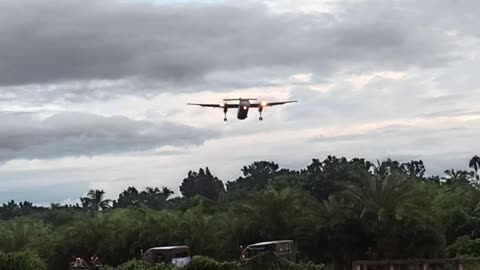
top-left (0, 111), bottom-right (217, 161)
top-left (0, 0), bottom-right (462, 98)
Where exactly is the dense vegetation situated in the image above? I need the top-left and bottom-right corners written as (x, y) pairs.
top-left (0, 251), bottom-right (47, 270)
top-left (101, 254), bottom-right (324, 270)
top-left (2, 156), bottom-right (480, 270)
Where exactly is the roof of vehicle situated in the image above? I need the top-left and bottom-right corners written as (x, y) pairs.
top-left (146, 246), bottom-right (190, 251)
top-left (246, 240), bottom-right (293, 247)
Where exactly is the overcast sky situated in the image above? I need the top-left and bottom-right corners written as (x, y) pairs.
top-left (0, 0), bottom-right (479, 205)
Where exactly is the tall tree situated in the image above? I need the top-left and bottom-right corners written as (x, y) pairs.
top-left (343, 173), bottom-right (441, 259)
top-left (141, 187), bottom-right (167, 209)
top-left (81, 189), bottom-right (112, 212)
top-left (114, 186), bottom-right (172, 210)
top-left (443, 169), bottom-right (474, 186)
top-left (241, 186), bottom-right (304, 242)
top-left (469, 155), bottom-right (480, 182)
top-left (226, 161), bottom-right (279, 192)
top-left (180, 168), bottom-right (225, 200)
top-left (0, 201), bottom-right (19, 219)
top-left (401, 160), bottom-right (426, 178)
top-left (301, 156), bottom-right (371, 201)
top-left (161, 186), bottom-right (174, 200)
top-left (372, 158), bottom-right (401, 176)
top-left (113, 187), bottom-right (141, 208)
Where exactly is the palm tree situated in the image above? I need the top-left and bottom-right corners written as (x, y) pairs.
top-left (342, 174), bottom-right (433, 259)
top-left (469, 155), bottom-right (480, 181)
top-left (142, 187), bottom-right (168, 209)
top-left (443, 169), bottom-right (473, 186)
top-left (343, 173), bottom-right (426, 224)
top-left (145, 187), bottom-right (161, 196)
top-left (371, 158), bottom-right (401, 176)
top-left (81, 189), bottom-right (112, 212)
top-left (161, 186), bottom-right (174, 200)
top-left (241, 186), bottom-right (304, 240)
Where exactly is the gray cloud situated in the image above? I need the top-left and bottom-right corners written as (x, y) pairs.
top-left (0, 180), bottom-right (88, 204)
top-left (0, 111), bottom-right (217, 161)
top-left (287, 65), bottom-right (480, 126)
top-left (0, 0), bottom-right (479, 204)
top-left (307, 122), bottom-right (480, 176)
top-left (0, 0), bottom-right (464, 101)
top-left (311, 124), bottom-right (467, 143)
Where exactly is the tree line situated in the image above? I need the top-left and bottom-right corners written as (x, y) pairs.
top-left (1, 155), bottom-right (480, 270)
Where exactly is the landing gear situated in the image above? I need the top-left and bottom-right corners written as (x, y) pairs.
top-left (224, 107), bottom-right (228, 122)
top-left (259, 107), bottom-right (264, 121)
top-left (259, 116), bottom-right (263, 121)
top-left (224, 117), bottom-right (228, 122)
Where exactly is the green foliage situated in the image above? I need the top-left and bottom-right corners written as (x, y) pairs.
top-left (102, 255), bottom-right (324, 270)
top-left (0, 251), bottom-right (47, 270)
top-left (1, 156), bottom-right (480, 269)
top-left (102, 259), bottom-right (180, 270)
top-left (180, 168), bottom-right (225, 200)
top-left (0, 217), bottom-right (52, 252)
top-left (239, 253), bottom-right (325, 270)
top-left (113, 187), bottom-right (173, 210)
top-left (189, 255), bottom-right (238, 270)
top-left (226, 161), bottom-right (280, 192)
top-left (81, 189), bottom-right (113, 213)
top-left (446, 236), bottom-right (480, 257)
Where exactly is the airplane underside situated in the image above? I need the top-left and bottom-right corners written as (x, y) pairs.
top-left (188, 97), bottom-right (296, 122)
top-left (223, 106), bottom-right (264, 122)
top-left (237, 108), bottom-right (248, 120)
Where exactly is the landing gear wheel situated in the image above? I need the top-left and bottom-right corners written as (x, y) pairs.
top-left (224, 117), bottom-right (228, 122)
top-left (259, 117), bottom-right (263, 121)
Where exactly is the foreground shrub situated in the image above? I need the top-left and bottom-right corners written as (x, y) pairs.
top-left (294, 261), bottom-right (325, 270)
top-left (101, 259), bottom-right (180, 270)
top-left (0, 251), bottom-right (47, 270)
top-left (446, 236), bottom-right (480, 257)
top-left (239, 252), bottom-right (325, 270)
top-left (102, 254), bottom-right (324, 270)
top-left (189, 255), bottom-right (238, 270)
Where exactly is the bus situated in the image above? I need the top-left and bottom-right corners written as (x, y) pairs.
top-left (240, 240), bottom-right (296, 262)
top-left (142, 246), bottom-right (192, 267)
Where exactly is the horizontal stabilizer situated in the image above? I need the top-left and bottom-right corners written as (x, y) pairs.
top-left (223, 98), bottom-right (257, 101)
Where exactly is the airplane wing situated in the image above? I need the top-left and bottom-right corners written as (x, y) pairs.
top-left (187, 103), bottom-right (239, 108)
top-left (249, 100), bottom-right (297, 108)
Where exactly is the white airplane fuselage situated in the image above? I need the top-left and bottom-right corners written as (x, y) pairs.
top-left (237, 99), bottom-right (250, 119)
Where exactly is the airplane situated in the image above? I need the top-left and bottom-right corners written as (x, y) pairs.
top-left (187, 98), bottom-right (297, 122)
